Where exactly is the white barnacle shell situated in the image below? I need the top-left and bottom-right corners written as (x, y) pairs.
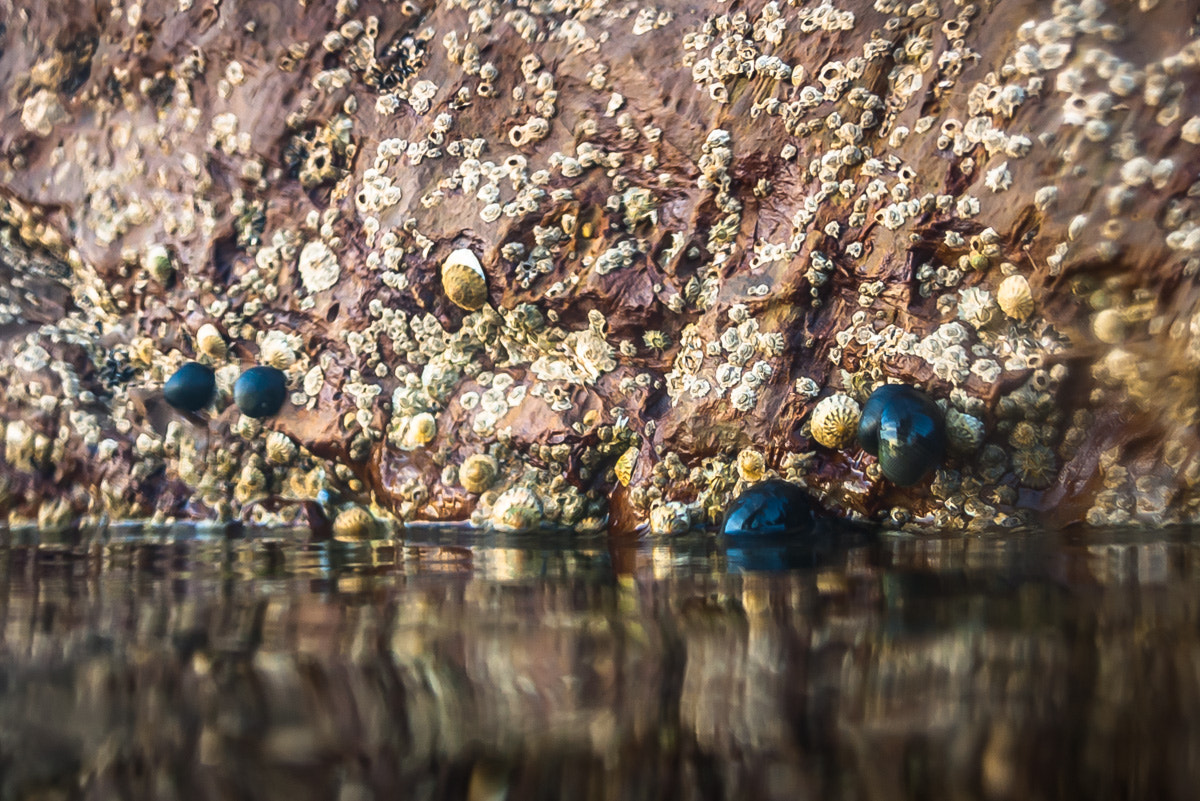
top-left (810, 393), bottom-right (861, 449)
top-left (303, 365), bottom-right (325, 396)
top-left (298, 240), bottom-right (340, 293)
top-left (196, 323), bottom-right (227, 359)
top-left (260, 330), bottom-right (297, 369)
top-left (997, 274), bottom-right (1034, 321)
top-left (958, 286), bottom-right (996, 329)
top-left (402, 411), bottom-right (438, 449)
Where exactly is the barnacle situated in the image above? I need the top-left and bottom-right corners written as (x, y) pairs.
top-left (736, 448), bottom-right (766, 482)
top-left (810, 394), bottom-right (862, 449)
top-left (333, 505), bottom-right (378, 541)
top-left (1012, 445), bottom-right (1057, 489)
top-left (649, 501), bottom-right (691, 535)
top-left (945, 408), bottom-right (985, 454)
top-left (441, 248), bottom-right (489, 310)
top-left (196, 323), bottom-right (227, 359)
top-left (997, 274), bottom-right (1034, 321)
top-left (298, 240), bottom-right (340, 293)
top-left (459, 453), bottom-right (499, 493)
top-left (488, 486), bottom-right (544, 532)
top-left (265, 431), bottom-right (298, 465)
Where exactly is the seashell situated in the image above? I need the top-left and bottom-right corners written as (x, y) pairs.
top-left (488, 486), bottom-right (544, 532)
top-left (649, 501), bottom-right (691, 536)
top-left (810, 394), bottom-right (862, 449)
top-left (260, 331), bottom-right (297, 369)
top-left (996, 274), bottom-right (1034, 321)
top-left (1091, 308), bottom-right (1126, 344)
top-left (303, 365), bottom-right (325, 396)
top-left (403, 412), bottom-right (437, 449)
top-left (459, 453), bottom-right (499, 493)
top-left (441, 248), bottom-right (489, 310)
top-left (333, 505), bottom-right (378, 541)
top-left (234, 366), bottom-right (288, 418)
top-left (736, 448), bottom-right (766, 482)
top-left (298, 240), bottom-right (340, 293)
top-left (614, 446), bottom-right (639, 486)
top-left (195, 323), bottom-right (226, 359)
top-left (1012, 444), bottom-right (1057, 489)
top-left (4, 420), bottom-right (35, 470)
top-left (265, 430), bottom-right (298, 465)
top-left (858, 384), bottom-right (946, 486)
top-left (945, 408), bottom-right (985, 454)
top-left (164, 362), bottom-right (216, 412)
top-left (720, 479), bottom-right (822, 537)
top-left (143, 244), bottom-right (174, 284)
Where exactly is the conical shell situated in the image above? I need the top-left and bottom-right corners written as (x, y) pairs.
top-left (459, 453), bottom-right (499, 493)
top-left (333, 505), bottom-right (377, 541)
top-left (997, 274), bottom-right (1034, 321)
top-left (196, 323), bottom-right (226, 359)
top-left (441, 248), bottom-right (488, 310)
top-left (614, 446), bottom-right (639, 486)
top-left (811, 393), bottom-right (862, 449)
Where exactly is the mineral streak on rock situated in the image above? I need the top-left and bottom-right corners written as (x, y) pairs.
top-left (3, 0), bottom-right (1200, 532)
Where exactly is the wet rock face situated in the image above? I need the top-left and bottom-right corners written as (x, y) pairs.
top-left (1, 0), bottom-right (1200, 531)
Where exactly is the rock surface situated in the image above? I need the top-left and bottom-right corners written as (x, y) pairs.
top-left (2, 0), bottom-right (1200, 532)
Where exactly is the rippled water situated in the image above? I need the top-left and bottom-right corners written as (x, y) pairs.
top-left (1, 525), bottom-right (1198, 800)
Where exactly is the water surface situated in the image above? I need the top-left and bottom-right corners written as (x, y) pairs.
top-left (1, 525), bottom-right (1197, 800)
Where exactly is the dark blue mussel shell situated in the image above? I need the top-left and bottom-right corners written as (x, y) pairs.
top-left (720, 479), bottom-right (823, 537)
top-left (163, 362), bottom-right (216, 412)
top-left (234, 366), bottom-right (288, 418)
top-left (858, 384), bottom-right (946, 486)
top-left (720, 479), bottom-right (877, 571)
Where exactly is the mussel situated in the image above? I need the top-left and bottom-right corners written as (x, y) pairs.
top-left (858, 384), bottom-right (946, 486)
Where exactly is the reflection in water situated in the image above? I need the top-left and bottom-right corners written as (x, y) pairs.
top-left (0, 527), bottom-right (1199, 800)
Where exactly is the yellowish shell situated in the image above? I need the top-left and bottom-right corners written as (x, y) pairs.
top-left (1092, 308), bottom-right (1126, 344)
top-left (459, 453), bottom-right (499, 494)
top-left (810, 394), bottom-right (862, 449)
top-left (265, 430), bottom-right (298, 465)
top-left (614, 446), bottom-right (639, 486)
top-left (196, 323), bottom-right (226, 359)
top-left (403, 412), bottom-right (437, 449)
top-left (488, 486), bottom-right (543, 532)
top-left (441, 248), bottom-right (488, 310)
top-left (333, 506), bottom-right (377, 541)
top-left (260, 331), bottom-right (297, 369)
top-left (736, 448), bottom-right (766, 482)
top-left (996, 274), bottom-right (1034, 321)
top-left (649, 501), bottom-right (691, 536)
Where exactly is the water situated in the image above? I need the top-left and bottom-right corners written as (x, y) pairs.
top-left (1, 526), bottom-right (1198, 800)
